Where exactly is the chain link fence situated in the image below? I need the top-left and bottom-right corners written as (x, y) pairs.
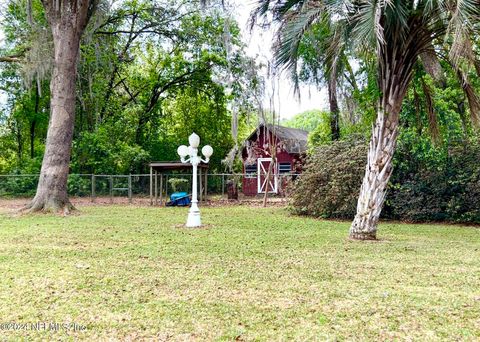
top-left (0, 173), bottom-right (297, 201)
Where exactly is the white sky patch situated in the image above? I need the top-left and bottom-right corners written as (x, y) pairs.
top-left (232, 0), bottom-right (327, 119)
top-left (0, 23), bottom-right (7, 109)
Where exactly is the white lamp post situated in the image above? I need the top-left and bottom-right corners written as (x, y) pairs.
top-left (177, 133), bottom-right (213, 227)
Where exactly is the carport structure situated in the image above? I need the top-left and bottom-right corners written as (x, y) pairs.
top-left (149, 162), bottom-right (209, 205)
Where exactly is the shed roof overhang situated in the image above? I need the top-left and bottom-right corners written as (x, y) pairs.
top-left (149, 161), bottom-right (209, 172)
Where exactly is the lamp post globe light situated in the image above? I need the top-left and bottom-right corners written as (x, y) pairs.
top-left (177, 133), bottom-right (213, 227)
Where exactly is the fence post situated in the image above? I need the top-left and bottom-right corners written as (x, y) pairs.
top-left (150, 167), bottom-right (153, 206)
top-left (159, 174), bottom-right (163, 205)
top-left (128, 174), bottom-right (132, 204)
top-left (199, 168), bottom-right (203, 202)
top-left (109, 175), bottom-right (113, 203)
top-left (91, 174), bottom-right (96, 202)
top-left (165, 175), bottom-right (169, 201)
top-left (222, 174), bottom-right (225, 197)
top-left (154, 171), bottom-right (158, 205)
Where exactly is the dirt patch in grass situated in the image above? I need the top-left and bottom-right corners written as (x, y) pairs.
top-left (0, 196), bottom-right (288, 213)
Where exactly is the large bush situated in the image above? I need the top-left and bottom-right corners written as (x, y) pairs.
top-left (290, 136), bottom-right (480, 223)
top-left (290, 139), bottom-right (367, 219)
top-left (387, 142), bottom-right (480, 223)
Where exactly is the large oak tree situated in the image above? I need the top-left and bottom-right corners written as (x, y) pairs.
top-left (25, 0), bottom-right (98, 213)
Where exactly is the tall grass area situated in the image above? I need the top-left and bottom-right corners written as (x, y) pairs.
top-left (0, 206), bottom-right (479, 340)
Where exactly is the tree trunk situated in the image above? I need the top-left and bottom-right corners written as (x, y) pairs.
top-left (420, 50), bottom-right (445, 86)
top-left (328, 78), bottom-right (340, 141)
top-left (262, 160), bottom-right (273, 207)
top-left (30, 84), bottom-right (40, 158)
top-left (350, 52), bottom-right (414, 239)
top-left (25, 26), bottom-right (81, 213)
top-left (24, 0), bottom-right (95, 213)
top-left (15, 118), bottom-right (23, 165)
top-left (349, 106), bottom-right (400, 240)
top-left (30, 120), bottom-right (36, 159)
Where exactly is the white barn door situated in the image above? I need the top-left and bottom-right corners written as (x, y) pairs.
top-left (257, 158), bottom-right (278, 194)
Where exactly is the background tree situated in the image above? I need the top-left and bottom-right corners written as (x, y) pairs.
top-left (280, 109), bottom-right (324, 131)
top-left (281, 109), bottom-right (333, 145)
top-left (0, 0), bottom-right (260, 189)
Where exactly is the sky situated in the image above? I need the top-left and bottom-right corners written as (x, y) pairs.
top-left (231, 0), bottom-right (326, 119)
top-left (0, 20), bottom-right (5, 108)
top-left (0, 1), bottom-right (327, 119)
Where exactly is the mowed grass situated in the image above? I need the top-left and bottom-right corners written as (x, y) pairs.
top-left (0, 205), bottom-right (479, 341)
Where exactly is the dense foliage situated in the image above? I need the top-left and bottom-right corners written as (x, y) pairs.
top-left (291, 135), bottom-right (480, 223)
top-left (0, 0), bottom-right (259, 175)
top-left (290, 138), bottom-right (367, 219)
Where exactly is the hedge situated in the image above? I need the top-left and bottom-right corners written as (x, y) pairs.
top-left (290, 137), bottom-right (480, 223)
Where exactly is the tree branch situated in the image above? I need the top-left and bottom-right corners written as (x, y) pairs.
top-left (0, 56), bottom-right (22, 63)
top-left (0, 52), bottom-right (24, 63)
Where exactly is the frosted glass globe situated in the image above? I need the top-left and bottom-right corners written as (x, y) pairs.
top-left (188, 133), bottom-right (200, 148)
top-left (202, 145), bottom-right (213, 158)
top-left (177, 145), bottom-right (188, 157)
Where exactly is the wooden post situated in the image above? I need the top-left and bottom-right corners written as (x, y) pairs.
top-left (150, 166), bottom-right (153, 206)
top-left (91, 174), bottom-right (96, 202)
top-left (221, 174), bottom-right (225, 197)
top-left (154, 171), bottom-right (158, 205)
top-left (199, 167), bottom-right (203, 202)
top-left (165, 175), bottom-right (169, 201)
top-left (128, 174), bottom-right (132, 204)
top-left (204, 169), bottom-right (208, 201)
top-left (109, 175), bottom-right (113, 203)
top-left (159, 174), bottom-right (163, 205)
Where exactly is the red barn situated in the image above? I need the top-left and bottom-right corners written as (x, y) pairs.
top-left (241, 124), bottom-right (308, 196)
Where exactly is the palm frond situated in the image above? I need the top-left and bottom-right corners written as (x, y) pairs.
top-left (461, 77), bottom-right (480, 126)
top-left (420, 76), bottom-right (440, 143)
top-left (351, 0), bottom-right (385, 48)
top-left (273, 2), bottom-right (325, 92)
top-left (250, 0), bottom-right (311, 29)
top-left (420, 49), bottom-right (445, 84)
top-left (453, 64), bottom-right (480, 126)
top-left (444, 0), bottom-right (480, 69)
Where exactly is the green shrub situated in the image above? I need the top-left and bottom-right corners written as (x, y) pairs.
top-left (168, 178), bottom-right (189, 193)
top-left (290, 136), bottom-right (480, 223)
top-left (387, 142), bottom-right (480, 223)
top-left (0, 175), bottom-right (39, 197)
top-left (67, 174), bottom-right (92, 197)
top-left (289, 138), bottom-right (367, 219)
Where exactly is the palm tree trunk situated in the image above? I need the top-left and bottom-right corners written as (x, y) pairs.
top-left (350, 49), bottom-right (414, 239)
top-left (349, 106), bottom-right (399, 240)
top-left (328, 78), bottom-right (340, 141)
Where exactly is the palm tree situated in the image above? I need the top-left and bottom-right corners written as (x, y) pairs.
top-left (253, 0), bottom-right (480, 239)
top-left (291, 19), bottom-right (358, 140)
top-left (283, 18), bottom-right (346, 141)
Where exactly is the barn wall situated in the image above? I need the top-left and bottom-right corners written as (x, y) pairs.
top-left (241, 127), bottom-right (301, 196)
top-left (242, 177), bottom-right (257, 196)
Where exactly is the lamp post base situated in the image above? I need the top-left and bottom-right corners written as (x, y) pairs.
top-left (186, 210), bottom-right (202, 227)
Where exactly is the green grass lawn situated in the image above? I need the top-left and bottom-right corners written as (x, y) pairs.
top-left (0, 205), bottom-right (479, 341)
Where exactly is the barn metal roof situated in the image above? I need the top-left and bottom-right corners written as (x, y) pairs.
top-left (245, 124), bottom-right (309, 154)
